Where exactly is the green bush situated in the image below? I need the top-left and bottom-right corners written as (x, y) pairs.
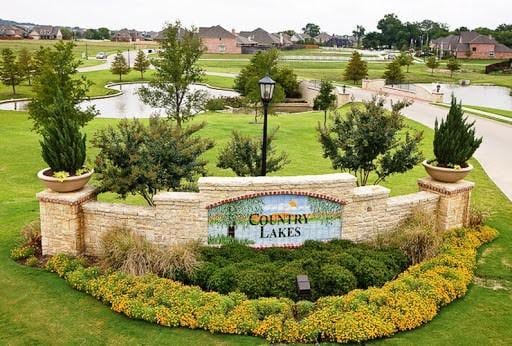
top-left (294, 300), bottom-right (315, 320)
top-left (205, 98), bottom-right (226, 111)
top-left (355, 257), bottom-right (394, 288)
top-left (313, 264), bottom-right (357, 297)
top-left (189, 239), bottom-right (408, 301)
top-left (10, 245), bottom-right (35, 261)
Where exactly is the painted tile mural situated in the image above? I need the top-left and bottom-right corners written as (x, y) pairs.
top-left (207, 194), bottom-right (343, 246)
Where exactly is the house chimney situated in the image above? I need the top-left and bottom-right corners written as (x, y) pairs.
top-left (232, 28), bottom-right (236, 34)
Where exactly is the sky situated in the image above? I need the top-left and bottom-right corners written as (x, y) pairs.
top-left (3, 0), bottom-right (511, 33)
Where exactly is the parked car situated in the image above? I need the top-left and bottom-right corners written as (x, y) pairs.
top-left (96, 52), bottom-right (108, 59)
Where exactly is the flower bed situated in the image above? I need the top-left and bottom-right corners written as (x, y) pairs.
top-left (39, 226), bottom-right (497, 343)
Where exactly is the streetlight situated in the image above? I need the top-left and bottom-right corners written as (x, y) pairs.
top-left (258, 76), bottom-right (276, 176)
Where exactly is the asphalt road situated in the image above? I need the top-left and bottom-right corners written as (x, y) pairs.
top-left (349, 88), bottom-right (512, 201)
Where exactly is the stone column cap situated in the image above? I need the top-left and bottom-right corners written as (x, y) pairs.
top-left (198, 173), bottom-right (356, 188)
top-left (36, 185), bottom-right (97, 205)
top-left (418, 177), bottom-right (474, 195)
top-left (352, 185), bottom-right (390, 200)
top-left (154, 192), bottom-right (201, 204)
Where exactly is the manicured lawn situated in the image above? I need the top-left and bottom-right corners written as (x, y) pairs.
top-left (0, 70), bottom-right (234, 101)
top-left (0, 106), bottom-right (511, 344)
top-left (464, 105), bottom-right (512, 119)
top-left (0, 39), bottom-right (158, 59)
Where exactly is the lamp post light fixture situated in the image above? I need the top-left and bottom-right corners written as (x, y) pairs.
top-left (259, 76), bottom-right (276, 176)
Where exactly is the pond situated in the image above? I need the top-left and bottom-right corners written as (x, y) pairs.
top-left (420, 83), bottom-right (512, 110)
top-left (0, 83), bottom-right (239, 118)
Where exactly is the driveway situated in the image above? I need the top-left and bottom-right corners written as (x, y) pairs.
top-left (349, 88), bottom-right (512, 201)
top-left (78, 50), bottom-right (153, 73)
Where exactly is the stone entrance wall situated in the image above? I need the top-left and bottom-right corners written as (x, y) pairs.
top-left (37, 174), bottom-right (474, 256)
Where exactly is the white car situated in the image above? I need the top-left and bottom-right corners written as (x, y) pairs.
top-left (96, 52), bottom-right (107, 59)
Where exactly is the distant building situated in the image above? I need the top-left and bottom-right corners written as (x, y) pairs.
top-left (324, 35), bottom-right (356, 48)
top-left (28, 26), bottom-right (62, 40)
top-left (314, 32), bottom-right (333, 45)
top-left (239, 28), bottom-right (281, 48)
top-left (290, 32), bottom-right (311, 43)
top-left (431, 31), bottom-right (512, 59)
top-left (234, 34), bottom-right (258, 54)
top-left (199, 25), bottom-right (240, 54)
top-left (0, 25), bottom-right (26, 39)
top-left (111, 29), bottom-right (142, 42)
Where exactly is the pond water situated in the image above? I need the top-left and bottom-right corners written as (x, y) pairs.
top-left (0, 83), bottom-right (239, 118)
top-left (420, 83), bottom-right (512, 110)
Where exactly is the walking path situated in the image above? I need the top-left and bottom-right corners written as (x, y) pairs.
top-left (350, 88), bottom-right (512, 201)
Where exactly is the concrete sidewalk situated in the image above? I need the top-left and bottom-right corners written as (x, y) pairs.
top-left (350, 88), bottom-right (512, 201)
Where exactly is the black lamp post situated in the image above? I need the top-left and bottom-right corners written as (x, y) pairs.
top-left (258, 76), bottom-right (276, 176)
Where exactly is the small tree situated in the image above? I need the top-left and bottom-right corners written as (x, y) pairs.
top-left (133, 49), bottom-right (150, 79)
top-left (318, 98), bottom-right (424, 186)
top-left (313, 80), bottom-right (337, 127)
top-left (446, 58), bottom-right (461, 78)
top-left (110, 51), bottom-right (130, 82)
top-left (0, 48), bottom-right (21, 95)
top-left (92, 118), bottom-right (214, 206)
top-left (217, 128), bottom-right (289, 177)
top-left (426, 56), bottom-right (439, 76)
top-left (397, 51), bottom-right (414, 72)
top-left (29, 41), bottom-right (97, 174)
top-left (383, 59), bottom-right (405, 85)
top-left (17, 48), bottom-right (35, 85)
top-left (343, 51), bottom-right (368, 85)
top-left (433, 97), bottom-right (482, 168)
top-left (138, 22), bottom-right (206, 127)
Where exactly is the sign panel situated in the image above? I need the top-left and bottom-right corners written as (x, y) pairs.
top-left (207, 194), bottom-right (343, 246)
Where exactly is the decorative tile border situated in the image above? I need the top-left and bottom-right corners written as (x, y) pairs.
top-left (206, 190), bottom-right (348, 210)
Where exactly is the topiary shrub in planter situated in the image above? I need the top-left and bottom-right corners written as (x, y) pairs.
top-left (30, 41), bottom-right (97, 192)
top-left (423, 96), bottom-right (482, 183)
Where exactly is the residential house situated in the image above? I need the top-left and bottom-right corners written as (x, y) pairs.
top-left (274, 32), bottom-right (293, 47)
top-left (431, 31), bottom-right (512, 59)
top-left (324, 35), bottom-right (356, 48)
top-left (0, 25), bottom-right (26, 39)
top-left (28, 26), bottom-right (62, 40)
top-left (112, 29), bottom-right (142, 42)
top-left (239, 28), bottom-right (281, 49)
top-left (199, 25), bottom-right (240, 54)
top-left (314, 32), bottom-right (333, 45)
top-left (235, 34), bottom-right (258, 54)
top-left (290, 32), bottom-right (311, 43)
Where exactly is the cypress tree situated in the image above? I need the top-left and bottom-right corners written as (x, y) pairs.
top-left (433, 97), bottom-right (482, 168)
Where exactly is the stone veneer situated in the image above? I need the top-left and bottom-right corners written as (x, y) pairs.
top-left (37, 174), bottom-right (474, 256)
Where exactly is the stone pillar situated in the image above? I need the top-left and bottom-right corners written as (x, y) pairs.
top-left (417, 177), bottom-right (474, 231)
top-left (37, 186), bottom-right (97, 256)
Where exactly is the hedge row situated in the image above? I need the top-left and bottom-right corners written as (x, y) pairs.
top-left (190, 240), bottom-right (408, 300)
top-left (45, 226), bottom-right (497, 344)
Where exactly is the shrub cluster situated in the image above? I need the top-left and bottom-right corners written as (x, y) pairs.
top-left (205, 97), bottom-right (248, 111)
top-left (189, 240), bottom-right (408, 300)
top-left (42, 226), bottom-right (497, 343)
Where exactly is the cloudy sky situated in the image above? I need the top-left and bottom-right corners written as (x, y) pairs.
top-left (3, 0), bottom-right (511, 33)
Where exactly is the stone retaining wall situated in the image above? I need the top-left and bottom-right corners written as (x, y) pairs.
top-left (37, 174), bottom-right (474, 256)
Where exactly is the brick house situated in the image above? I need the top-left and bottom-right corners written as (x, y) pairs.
top-left (28, 26), bottom-right (62, 40)
top-left (111, 29), bottom-right (142, 42)
top-left (431, 31), bottom-right (512, 59)
top-left (0, 25), bottom-right (26, 39)
top-left (199, 25), bottom-right (240, 54)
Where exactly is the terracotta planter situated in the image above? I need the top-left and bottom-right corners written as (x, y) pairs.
top-left (37, 168), bottom-right (93, 193)
top-left (422, 160), bottom-right (473, 183)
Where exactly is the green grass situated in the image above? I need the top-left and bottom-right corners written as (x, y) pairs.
top-left (0, 39), bottom-right (158, 59)
top-left (0, 106), bottom-right (511, 344)
top-left (0, 70), bottom-right (234, 101)
top-left (464, 105), bottom-right (512, 119)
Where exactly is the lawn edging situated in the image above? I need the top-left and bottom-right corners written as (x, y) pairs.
top-left (31, 226), bottom-right (498, 344)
